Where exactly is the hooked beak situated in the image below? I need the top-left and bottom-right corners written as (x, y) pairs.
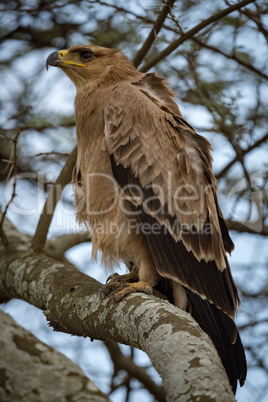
top-left (46, 50), bottom-right (86, 70)
top-left (46, 51), bottom-right (61, 70)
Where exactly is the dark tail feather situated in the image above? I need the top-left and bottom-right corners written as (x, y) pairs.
top-left (185, 289), bottom-right (247, 393)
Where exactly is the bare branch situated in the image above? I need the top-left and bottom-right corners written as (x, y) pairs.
top-left (31, 146), bottom-right (77, 252)
top-left (238, 317), bottom-right (268, 331)
top-left (216, 132), bottom-right (268, 179)
top-left (44, 231), bottom-right (91, 261)
top-left (0, 1), bottom-right (76, 13)
top-left (104, 341), bottom-right (166, 402)
top-left (0, 310), bottom-right (109, 402)
top-left (35, 151), bottom-right (70, 158)
top-left (140, 0), bottom-right (257, 72)
top-left (226, 220), bottom-right (268, 236)
top-left (240, 8), bottom-right (268, 42)
top-left (0, 130), bottom-right (21, 248)
top-left (132, 0), bottom-right (177, 68)
top-left (89, 0), bottom-right (181, 36)
top-left (192, 37), bottom-right (268, 80)
top-left (88, 0), bottom-right (152, 23)
top-left (0, 215), bottom-right (235, 401)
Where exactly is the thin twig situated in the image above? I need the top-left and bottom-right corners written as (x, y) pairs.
top-left (226, 220), bottom-right (268, 236)
top-left (140, 0), bottom-right (256, 72)
top-left (239, 318), bottom-right (268, 331)
top-left (90, 0), bottom-right (182, 35)
top-left (229, 138), bottom-right (255, 196)
top-left (0, 1), bottom-right (76, 13)
top-left (35, 151), bottom-right (70, 158)
top-left (104, 341), bottom-right (167, 402)
top-left (31, 146), bottom-right (77, 252)
top-left (168, 6), bottom-right (267, 80)
top-left (193, 37), bottom-right (268, 80)
top-left (132, 0), bottom-right (177, 68)
top-left (216, 132), bottom-right (268, 179)
top-left (242, 9), bottom-right (268, 42)
top-left (226, 0), bottom-right (268, 42)
top-left (0, 130), bottom-right (21, 248)
top-left (90, 0), bottom-right (149, 21)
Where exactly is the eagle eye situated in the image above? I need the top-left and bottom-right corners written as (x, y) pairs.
top-left (80, 50), bottom-right (94, 61)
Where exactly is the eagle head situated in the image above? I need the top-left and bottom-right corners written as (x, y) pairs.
top-left (46, 45), bottom-right (141, 88)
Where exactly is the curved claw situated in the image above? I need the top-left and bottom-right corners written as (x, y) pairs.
top-left (100, 281), bottom-right (122, 297)
top-left (106, 273), bottom-right (120, 284)
top-left (100, 267), bottom-right (166, 303)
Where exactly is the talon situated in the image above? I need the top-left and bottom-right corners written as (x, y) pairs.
top-left (100, 266), bottom-right (165, 303)
top-left (106, 273), bottom-right (120, 284)
top-left (104, 266), bottom-right (139, 287)
top-left (100, 281), bottom-right (122, 297)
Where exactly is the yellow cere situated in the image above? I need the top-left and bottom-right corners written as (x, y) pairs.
top-left (58, 50), bottom-right (86, 68)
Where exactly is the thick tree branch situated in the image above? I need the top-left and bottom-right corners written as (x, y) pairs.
top-left (0, 216), bottom-right (234, 401)
top-left (140, 0), bottom-right (256, 72)
top-left (0, 310), bottom-right (108, 402)
top-left (31, 146), bottom-right (77, 252)
top-left (44, 231), bottom-right (92, 261)
top-left (132, 0), bottom-right (177, 68)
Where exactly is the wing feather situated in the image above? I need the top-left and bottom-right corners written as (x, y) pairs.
top-left (105, 83), bottom-right (246, 389)
top-left (109, 155), bottom-right (239, 318)
top-left (105, 83), bottom-right (227, 270)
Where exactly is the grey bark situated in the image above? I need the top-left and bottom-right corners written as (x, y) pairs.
top-left (0, 309), bottom-right (109, 402)
top-left (0, 216), bottom-right (235, 401)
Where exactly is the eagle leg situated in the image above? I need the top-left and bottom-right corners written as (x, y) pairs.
top-left (101, 266), bottom-right (167, 302)
top-left (100, 265), bottom-right (140, 297)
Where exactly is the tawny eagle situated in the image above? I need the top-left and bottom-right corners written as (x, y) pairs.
top-left (46, 45), bottom-right (247, 393)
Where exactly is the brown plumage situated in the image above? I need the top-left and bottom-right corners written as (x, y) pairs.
top-left (46, 45), bottom-right (246, 393)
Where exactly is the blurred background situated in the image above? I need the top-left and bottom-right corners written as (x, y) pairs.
top-left (0, 0), bottom-right (268, 401)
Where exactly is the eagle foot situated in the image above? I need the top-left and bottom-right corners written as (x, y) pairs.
top-left (101, 266), bottom-right (140, 297)
top-left (108, 281), bottom-right (154, 303)
top-left (101, 279), bottom-right (168, 303)
top-left (101, 266), bottom-right (167, 302)
top-left (106, 265), bottom-right (139, 285)
top-left (100, 270), bottom-right (138, 298)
